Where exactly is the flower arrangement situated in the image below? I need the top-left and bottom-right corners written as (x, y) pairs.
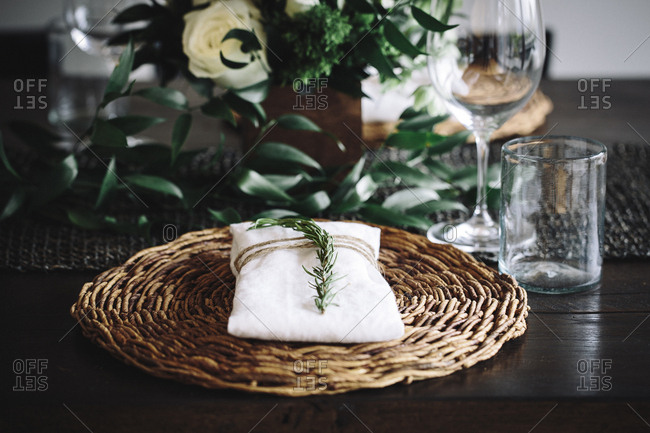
top-left (110, 0), bottom-right (456, 117)
top-left (0, 0), bottom-right (502, 237)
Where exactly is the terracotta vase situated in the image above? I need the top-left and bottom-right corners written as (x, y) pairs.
top-left (242, 85), bottom-right (363, 168)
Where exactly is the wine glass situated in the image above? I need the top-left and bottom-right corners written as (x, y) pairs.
top-left (63, 0), bottom-right (144, 60)
top-left (426, 0), bottom-right (546, 253)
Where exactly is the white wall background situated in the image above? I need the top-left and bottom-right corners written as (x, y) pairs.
top-left (2, 0), bottom-right (650, 78)
top-left (542, 0), bottom-right (650, 78)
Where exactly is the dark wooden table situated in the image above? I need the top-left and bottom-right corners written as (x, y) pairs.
top-left (2, 81), bottom-right (650, 432)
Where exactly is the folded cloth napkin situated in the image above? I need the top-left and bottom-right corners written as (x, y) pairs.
top-left (227, 221), bottom-right (404, 343)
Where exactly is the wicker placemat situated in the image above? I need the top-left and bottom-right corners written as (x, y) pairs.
top-left (70, 224), bottom-right (528, 396)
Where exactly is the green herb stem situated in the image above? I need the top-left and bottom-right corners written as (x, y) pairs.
top-left (249, 217), bottom-right (342, 314)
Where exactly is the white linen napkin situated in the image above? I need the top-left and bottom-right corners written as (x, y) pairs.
top-left (227, 221), bottom-right (404, 343)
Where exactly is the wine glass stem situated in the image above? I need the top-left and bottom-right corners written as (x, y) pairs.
top-left (473, 130), bottom-right (493, 220)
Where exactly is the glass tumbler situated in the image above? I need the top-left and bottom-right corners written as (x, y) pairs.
top-left (47, 18), bottom-right (127, 142)
top-left (499, 136), bottom-right (607, 294)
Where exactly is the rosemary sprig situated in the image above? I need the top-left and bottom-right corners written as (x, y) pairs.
top-left (249, 217), bottom-right (342, 314)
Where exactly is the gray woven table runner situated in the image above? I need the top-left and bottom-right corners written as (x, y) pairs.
top-left (0, 142), bottom-right (648, 271)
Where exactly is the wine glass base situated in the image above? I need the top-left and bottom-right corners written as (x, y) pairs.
top-left (427, 219), bottom-right (500, 254)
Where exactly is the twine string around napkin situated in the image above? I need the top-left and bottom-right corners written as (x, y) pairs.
top-left (233, 235), bottom-right (379, 274)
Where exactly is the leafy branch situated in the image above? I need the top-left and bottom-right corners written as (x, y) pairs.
top-left (0, 0), bottom-right (499, 236)
top-left (249, 217), bottom-right (342, 314)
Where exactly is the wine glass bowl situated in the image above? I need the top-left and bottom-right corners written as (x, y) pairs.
top-left (426, 0), bottom-right (546, 253)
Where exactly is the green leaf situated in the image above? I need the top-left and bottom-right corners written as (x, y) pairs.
top-left (487, 187), bottom-right (501, 210)
top-left (112, 4), bottom-right (156, 24)
top-left (219, 51), bottom-right (249, 69)
top-left (251, 209), bottom-right (300, 220)
top-left (101, 80), bottom-right (134, 108)
top-left (201, 97), bottom-right (236, 126)
top-left (8, 121), bottom-right (67, 161)
top-left (449, 165), bottom-right (477, 191)
top-left (211, 132), bottom-right (226, 165)
top-left (382, 188), bottom-right (440, 211)
top-left (222, 28), bottom-right (262, 53)
top-left (67, 208), bottom-right (105, 230)
top-left (134, 87), bottom-right (189, 110)
top-left (263, 174), bottom-right (304, 191)
top-left (274, 114), bottom-right (344, 151)
top-left (412, 6), bottom-right (458, 32)
top-left (208, 207), bottom-right (242, 225)
top-left (0, 188), bottom-right (26, 219)
top-left (231, 80), bottom-right (269, 103)
top-left (32, 155), bottom-right (78, 207)
top-left (125, 174), bottom-right (184, 199)
top-left (423, 159), bottom-right (454, 179)
top-left (234, 168), bottom-right (295, 203)
top-left (91, 118), bottom-right (128, 147)
top-left (360, 39), bottom-right (397, 79)
top-left (108, 115), bottom-right (165, 136)
top-left (0, 132), bottom-right (22, 180)
top-left (276, 114), bottom-right (321, 132)
top-left (171, 113), bottom-right (192, 165)
top-left (408, 199), bottom-right (468, 215)
top-left (294, 191), bottom-right (331, 215)
top-left (332, 174), bottom-right (377, 213)
top-left (331, 156), bottom-right (365, 204)
top-left (104, 39), bottom-right (134, 97)
top-left (137, 214), bottom-right (152, 240)
top-left (346, 0), bottom-right (377, 14)
top-left (359, 204), bottom-right (432, 231)
top-left (397, 113), bottom-right (448, 131)
top-left (385, 131), bottom-right (427, 150)
top-left (378, 161), bottom-right (451, 190)
top-left (383, 19), bottom-right (424, 58)
top-left (327, 67), bottom-right (368, 98)
top-left (223, 92), bottom-right (265, 128)
top-left (253, 142), bottom-right (323, 172)
top-left (188, 77), bottom-right (215, 99)
top-left (427, 131), bottom-right (471, 155)
top-left (95, 156), bottom-right (118, 209)
top-left (385, 131), bottom-right (443, 150)
top-left (400, 107), bottom-right (421, 119)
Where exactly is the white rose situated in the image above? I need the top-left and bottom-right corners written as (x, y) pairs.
top-left (284, 0), bottom-right (319, 18)
top-left (182, 0), bottom-right (269, 89)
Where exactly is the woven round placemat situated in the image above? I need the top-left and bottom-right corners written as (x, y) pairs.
top-left (70, 224), bottom-right (528, 396)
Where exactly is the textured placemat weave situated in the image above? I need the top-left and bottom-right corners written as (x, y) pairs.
top-left (70, 224), bottom-right (528, 396)
top-left (1, 142), bottom-right (648, 271)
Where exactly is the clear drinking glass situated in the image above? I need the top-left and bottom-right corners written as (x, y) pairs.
top-left (48, 18), bottom-right (127, 141)
top-left (426, 0), bottom-right (546, 253)
top-left (499, 136), bottom-right (607, 294)
top-left (63, 0), bottom-right (144, 60)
